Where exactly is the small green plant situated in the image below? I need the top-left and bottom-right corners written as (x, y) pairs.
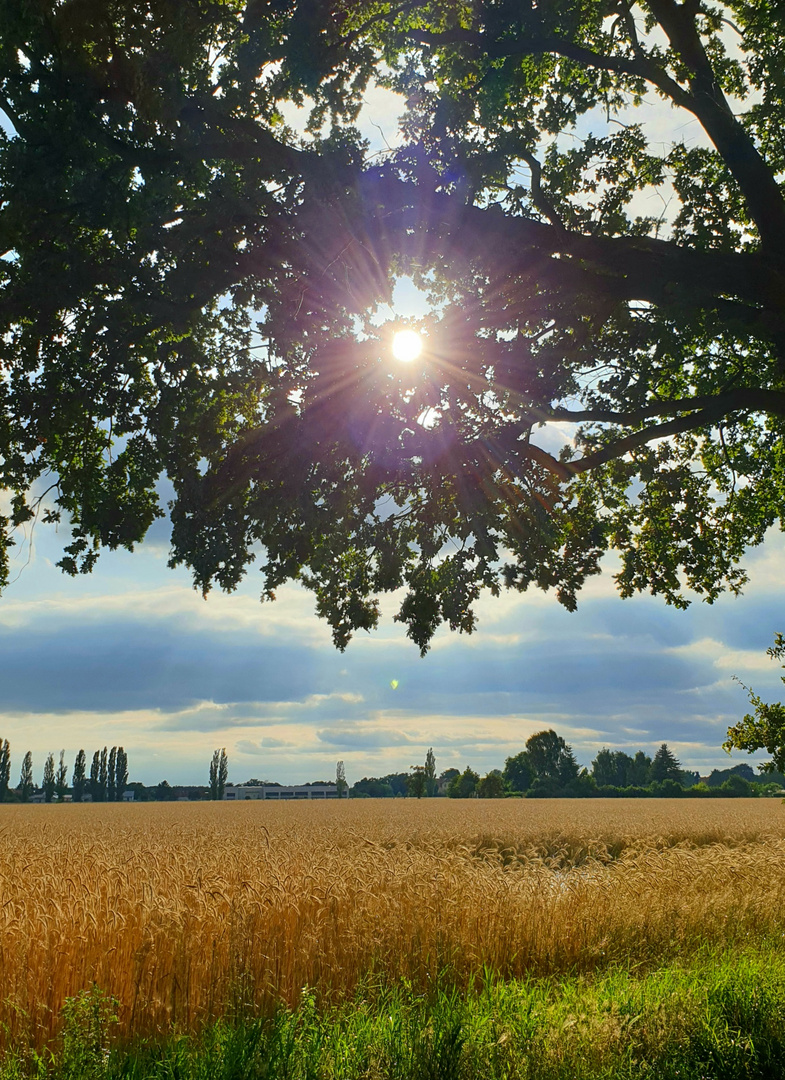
top-left (58, 986), bottom-right (118, 1080)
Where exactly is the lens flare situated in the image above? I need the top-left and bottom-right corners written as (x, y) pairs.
top-left (392, 329), bottom-right (422, 363)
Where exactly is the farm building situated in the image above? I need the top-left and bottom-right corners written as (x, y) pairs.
top-left (223, 784), bottom-right (339, 800)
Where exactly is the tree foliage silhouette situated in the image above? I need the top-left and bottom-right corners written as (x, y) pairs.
top-left (3, 2), bottom-right (785, 651)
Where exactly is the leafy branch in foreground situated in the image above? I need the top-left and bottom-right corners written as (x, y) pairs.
top-left (3, 2), bottom-right (785, 650)
top-left (725, 633), bottom-right (785, 772)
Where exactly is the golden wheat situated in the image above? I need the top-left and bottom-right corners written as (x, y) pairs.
top-left (1, 799), bottom-right (784, 1048)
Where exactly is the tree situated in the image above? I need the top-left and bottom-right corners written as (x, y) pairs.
top-left (209, 750), bottom-right (220, 801)
top-left (42, 753), bottom-right (55, 803)
top-left (208, 748), bottom-right (229, 800)
top-left (629, 752), bottom-right (654, 788)
top-left (99, 748), bottom-right (108, 802)
top-left (650, 744), bottom-right (683, 784)
top-left (72, 750), bottom-right (87, 803)
top-left (407, 764), bottom-right (427, 799)
top-left (336, 760), bottom-right (347, 799)
top-left (592, 749), bottom-right (637, 788)
top-left (115, 747), bottom-right (129, 798)
top-left (725, 634), bottom-right (785, 772)
top-left (525, 731), bottom-right (580, 787)
top-left (477, 770), bottom-right (506, 799)
top-left (447, 767), bottom-right (480, 799)
top-left (4, 4), bottom-right (785, 653)
top-left (156, 780), bottom-right (174, 802)
top-left (55, 750), bottom-right (68, 802)
top-left (424, 748), bottom-right (437, 797)
top-left (89, 751), bottom-right (101, 802)
top-left (218, 749), bottom-right (229, 799)
top-left (0, 739), bottom-right (10, 802)
top-left (19, 752), bottom-right (33, 802)
top-left (503, 751), bottom-right (534, 794)
top-left (107, 746), bottom-right (117, 802)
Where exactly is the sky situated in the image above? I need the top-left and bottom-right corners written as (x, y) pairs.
top-left (2, 47), bottom-right (784, 790)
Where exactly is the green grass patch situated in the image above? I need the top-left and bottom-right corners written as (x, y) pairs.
top-left (4, 943), bottom-right (785, 1079)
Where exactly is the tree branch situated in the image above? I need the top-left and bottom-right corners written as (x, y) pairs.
top-left (406, 27), bottom-right (695, 108)
top-left (545, 387), bottom-right (785, 426)
top-left (569, 405), bottom-right (729, 473)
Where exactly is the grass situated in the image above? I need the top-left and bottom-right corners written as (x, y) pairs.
top-left (1, 800), bottom-right (785, 1054)
top-left (3, 944), bottom-right (785, 1078)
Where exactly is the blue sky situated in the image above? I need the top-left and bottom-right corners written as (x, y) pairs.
top-left (2, 71), bottom-right (784, 790)
top-left (1, 501), bottom-right (784, 787)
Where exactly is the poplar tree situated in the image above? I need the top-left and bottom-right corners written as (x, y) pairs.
top-left (336, 760), bottom-right (347, 798)
top-left (98, 747), bottom-right (108, 802)
top-left (218, 749), bottom-right (228, 800)
top-left (115, 748), bottom-right (128, 799)
top-left (72, 750), bottom-right (87, 803)
top-left (42, 753), bottom-right (55, 803)
top-left (209, 750), bottom-right (220, 800)
top-left (19, 752), bottom-right (33, 802)
top-left (55, 751), bottom-right (68, 803)
top-left (0, 739), bottom-right (10, 802)
top-left (107, 746), bottom-right (117, 802)
top-left (90, 751), bottom-right (101, 801)
top-left (424, 748), bottom-right (437, 797)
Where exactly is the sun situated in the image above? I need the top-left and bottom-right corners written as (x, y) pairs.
top-left (392, 329), bottom-right (423, 363)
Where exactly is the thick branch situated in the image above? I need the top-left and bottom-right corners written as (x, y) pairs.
top-left (569, 405), bottom-right (728, 473)
top-left (646, 0), bottom-right (785, 252)
top-left (406, 27), bottom-right (695, 109)
top-left (358, 170), bottom-right (785, 332)
top-left (546, 387), bottom-right (785, 426)
top-left (408, 8), bottom-right (785, 253)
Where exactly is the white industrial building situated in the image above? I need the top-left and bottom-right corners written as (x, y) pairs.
top-left (223, 784), bottom-right (339, 801)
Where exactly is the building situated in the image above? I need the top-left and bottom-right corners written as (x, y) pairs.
top-left (223, 784), bottom-right (339, 801)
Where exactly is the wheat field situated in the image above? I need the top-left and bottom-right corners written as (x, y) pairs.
top-left (1, 799), bottom-right (785, 1049)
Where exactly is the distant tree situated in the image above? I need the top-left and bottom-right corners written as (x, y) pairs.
top-left (209, 750), bottom-right (220, 800)
top-left (503, 751), bottom-right (534, 793)
top-left (107, 746), bottom-right (117, 802)
top-left (679, 769), bottom-right (701, 788)
top-left (629, 751), bottom-right (653, 787)
top-left (0, 739), bottom-right (10, 801)
top-left (407, 764), bottom-right (427, 799)
top-left (650, 744), bottom-right (682, 784)
top-left (721, 773), bottom-right (755, 797)
top-left (156, 780), bottom-right (174, 801)
top-left (42, 753), bottom-right (55, 803)
top-left (89, 751), bottom-right (101, 801)
top-left (218, 749), bottom-right (228, 799)
top-left (477, 770), bottom-right (506, 799)
top-left (424, 747), bottom-right (437, 797)
top-left (726, 634), bottom-right (785, 773)
top-left (526, 730), bottom-right (580, 786)
top-left (19, 752), bottom-right (33, 802)
top-left (591, 748), bottom-right (636, 788)
top-left (706, 764), bottom-right (757, 788)
top-left (351, 777), bottom-right (395, 798)
top-left (55, 750), bottom-right (68, 802)
top-left (98, 747), bottom-right (108, 802)
top-left (115, 747), bottom-right (128, 798)
top-left (336, 760), bottom-right (347, 798)
top-left (447, 767), bottom-right (480, 799)
top-left (72, 750), bottom-right (87, 803)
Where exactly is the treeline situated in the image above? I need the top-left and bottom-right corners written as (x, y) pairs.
top-left (0, 740), bottom-right (129, 802)
top-left (350, 732), bottom-right (780, 799)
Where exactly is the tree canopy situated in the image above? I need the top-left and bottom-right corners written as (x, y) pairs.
top-left (2, 1), bottom-right (785, 651)
top-left (725, 633), bottom-right (785, 771)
